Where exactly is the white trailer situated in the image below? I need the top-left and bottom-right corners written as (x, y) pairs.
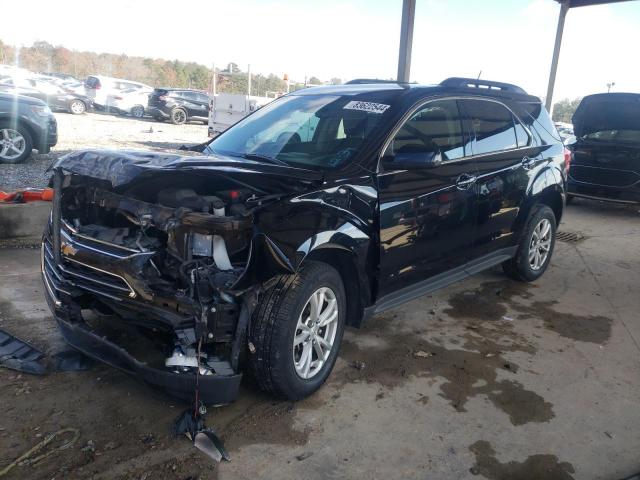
top-left (207, 93), bottom-right (273, 137)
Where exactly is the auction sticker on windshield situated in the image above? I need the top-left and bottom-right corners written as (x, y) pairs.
top-left (344, 101), bottom-right (390, 114)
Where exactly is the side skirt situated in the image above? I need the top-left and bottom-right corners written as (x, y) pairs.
top-left (363, 246), bottom-right (517, 321)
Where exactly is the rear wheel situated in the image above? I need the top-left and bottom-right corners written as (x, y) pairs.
top-left (170, 108), bottom-right (187, 125)
top-left (0, 123), bottom-right (33, 164)
top-left (248, 261), bottom-right (346, 400)
top-left (69, 100), bottom-right (86, 114)
top-left (131, 105), bottom-right (145, 118)
top-left (503, 204), bottom-right (556, 282)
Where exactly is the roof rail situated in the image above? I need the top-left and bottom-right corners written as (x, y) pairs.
top-left (440, 77), bottom-right (527, 95)
top-left (345, 78), bottom-right (405, 85)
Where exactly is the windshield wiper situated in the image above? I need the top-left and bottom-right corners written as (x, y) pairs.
top-left (242, 153), bottom-right (290, 167)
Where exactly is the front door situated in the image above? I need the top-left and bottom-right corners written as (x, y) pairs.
top-left (459, 98), bottom-right (538, 260)
top-left (377, 98), bottom-right (478, 298)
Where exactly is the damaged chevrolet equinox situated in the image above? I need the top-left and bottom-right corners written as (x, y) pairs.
top-left (42, 78), bottom-right (567, 404)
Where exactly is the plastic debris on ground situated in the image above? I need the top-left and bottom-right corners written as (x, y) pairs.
top-left (0, 328), bottom-right (93, 374)
top-left (0, 328), bottom-right (47, 375)
top-left (172, 407), bottom-right (230, 463)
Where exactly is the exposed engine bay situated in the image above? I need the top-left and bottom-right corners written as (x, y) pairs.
top-left (41, 151), bottom-right (322, 403)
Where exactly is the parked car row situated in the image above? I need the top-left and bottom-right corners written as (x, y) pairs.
top-left (0, 74), bottom-right (93, 115)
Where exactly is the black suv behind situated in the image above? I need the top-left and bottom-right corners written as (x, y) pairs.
top-left (43, 78), bottom-right (566, 404)
top-left (147, 88), bottom-right (210, 124)
top-left (568, 93), bottom-right (640, 204)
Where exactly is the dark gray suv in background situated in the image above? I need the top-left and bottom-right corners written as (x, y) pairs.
top-left (0, 92), bottom-right (58, 163)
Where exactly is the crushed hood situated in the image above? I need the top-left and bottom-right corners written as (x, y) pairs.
top-left (52, 149), bottom-right (323, 189)
top-left (573, 93), bottom-right (640, 139)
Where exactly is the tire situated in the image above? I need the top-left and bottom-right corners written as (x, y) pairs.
top-left (502, 204), bottom-right (557, 282)
top-left (69, 100), bottom-right (86, 115)
top-left (0, 122), bottom-right (33, 164)
top-left (248, 261), bottom-right (346, 400)
top-left (131, 105), bottom-right (145, 118)
top-left (170, 108), bottom-right (187, 125)
top-left (566, 195), bottom-right (574, 205)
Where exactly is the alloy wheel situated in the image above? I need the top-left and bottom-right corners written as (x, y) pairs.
top-left (173, 110), bottom-right (186, 123)
top-left (528, 218), bottom-right (552, 271)
top-left (70, 100), bottom-right (85, 114)
top-left (292, 287), bottom-right (339, 380)
top-left (0, 128), bottom-right (26, 161)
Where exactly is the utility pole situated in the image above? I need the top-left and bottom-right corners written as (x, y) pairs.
top-left (247, 64), bottom-right (251, 96)
top-left (211, 63), bottom-right (216, 96)
top-left (397, 0), bottom-right (416, 83)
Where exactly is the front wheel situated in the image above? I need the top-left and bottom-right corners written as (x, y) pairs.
top-left (0, 122), bottom-right (33, 164)
top-left (69, 100), bottom-right (86, 114)
top-left (131, 105), bottom-right (145, 118)
top-left (503, 204), bottom-right (557, 282)
top-left (248, 261), bottom-right (346, 400)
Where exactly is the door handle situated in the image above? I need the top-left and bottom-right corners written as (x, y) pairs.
top-left (456, 173), bottom-right (477, 190)
top-left (522, 156), bottom-right (536, 170)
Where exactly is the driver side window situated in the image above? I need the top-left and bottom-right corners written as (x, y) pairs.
top-left (388, 99), bottom-right (466, 162)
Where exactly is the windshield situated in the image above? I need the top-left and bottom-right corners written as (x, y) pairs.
top-left (204, 93), bottom-right (393, 169)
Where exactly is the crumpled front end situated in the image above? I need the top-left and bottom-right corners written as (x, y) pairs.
top-left (42, 151), bottom-right (310, 404)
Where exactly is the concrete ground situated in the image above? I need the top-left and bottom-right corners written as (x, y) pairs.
top-left (0, 198), bottom-right (639, 480)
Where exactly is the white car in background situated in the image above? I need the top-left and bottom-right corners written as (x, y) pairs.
top-left (84, 75), bottom-right (152, 109)
top-left (106, 88), bottom-right (150, 118)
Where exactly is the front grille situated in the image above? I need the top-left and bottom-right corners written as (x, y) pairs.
top-left (43, 236), bottom-right (136, 301)
top-left (570, 165), bottom-right (640, 188)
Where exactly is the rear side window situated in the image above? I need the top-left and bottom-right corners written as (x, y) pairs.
top-left (517, 101), bottom-right (561, 145)
top-left (462, 99), bottom-right (518, 155)
top-left (514, 118), bottom-right (530, 147)
top-left (85, 76), bottom-right (100, 88)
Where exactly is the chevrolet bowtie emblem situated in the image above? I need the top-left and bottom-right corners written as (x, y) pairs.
top-left (61, 242), bottom-right (78, 256)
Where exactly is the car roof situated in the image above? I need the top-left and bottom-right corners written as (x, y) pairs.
top-left (156, 87), bottom-right (206, 92)
top-left (0, 92), bottom-right (46, 105)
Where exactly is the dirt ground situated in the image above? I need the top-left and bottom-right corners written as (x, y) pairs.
top-left (1, 113), bottom-right (639, 479)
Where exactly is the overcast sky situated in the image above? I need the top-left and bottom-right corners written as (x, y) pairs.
top-left (3, 0), bottom-right (640, 100)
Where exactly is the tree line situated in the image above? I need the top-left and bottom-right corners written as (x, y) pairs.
top-left (551, 97), bottom-right (582, 124)
top-left (0, 40), bottom-right (342, 95)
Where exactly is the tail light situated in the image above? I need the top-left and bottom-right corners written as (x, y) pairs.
top-left (563, 147), bottom-right (572, 174)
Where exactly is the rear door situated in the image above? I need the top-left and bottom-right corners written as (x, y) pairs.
top-left (459, 98), bottom-right (537, 262)
top-left (180, 92), bottom-right (209, 119)
top-left (377, 98), bottom-right (478, 297)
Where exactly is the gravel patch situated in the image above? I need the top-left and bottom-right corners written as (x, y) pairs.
top-left (0, 112), bottom-right (209, 191)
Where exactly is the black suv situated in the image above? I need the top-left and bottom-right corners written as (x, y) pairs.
top-left (42, 78), bottom-right (566, 404)
top-left (147, 88), bottom-right (210, 124)
top-left (568, 93), bottom-right (640, 204)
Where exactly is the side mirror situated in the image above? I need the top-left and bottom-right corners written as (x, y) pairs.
top-left (383, 150), bottom-right (443, 169)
